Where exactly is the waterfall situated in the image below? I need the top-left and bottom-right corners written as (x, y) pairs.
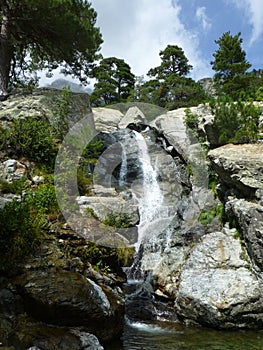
top-left (119, 142), bottom-right (127, 188)
top-left (132, 131), bottom-right (170, 251)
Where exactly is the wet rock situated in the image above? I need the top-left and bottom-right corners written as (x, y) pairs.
top-left (15, 269), bottom-right (124, 342)
top-left (9, 314), bottom-right (104, 350)
top-left (0, 282), bottom-right (24, 346)
top-left (175, 228), bottom-right (263, 329)
top-left (125, 282), bottom-right (177, 323)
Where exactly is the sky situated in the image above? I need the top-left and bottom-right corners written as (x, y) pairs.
top-left (88, 0), bottom-right (263, 81)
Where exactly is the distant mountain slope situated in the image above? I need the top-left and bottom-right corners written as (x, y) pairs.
top-left (44, 78), bottom-right (92, 94)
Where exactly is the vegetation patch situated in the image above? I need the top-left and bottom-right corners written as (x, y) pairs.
top-left (103, 212), bottom-right (132, 228)
top-left (0, 118), bottom-right (57, 167)
top-left (209, 96), bottom-right (261, 145)
top-left (0, 200), bottom-right (46, 271)
top-left (198, 204), bottom-right (225, 226)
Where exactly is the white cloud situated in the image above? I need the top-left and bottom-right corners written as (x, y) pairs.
top-left (227, 0), bottom-right (263, 45)
top-left (196, 6), bottom-right (211, 31)
top-left (90, 0), bottom-right (212, 80)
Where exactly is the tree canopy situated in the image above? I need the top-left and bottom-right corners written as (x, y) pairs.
top-left (0, 0), bottom-right (102, 99)
top-left (210, 31), bottom-right (251, 98)
top-left (90, 57), bottom-right (135, 106)
top-left (131, 45), bottom-right (206, 109)
top-left (148, 45), bottom-right (193, 80)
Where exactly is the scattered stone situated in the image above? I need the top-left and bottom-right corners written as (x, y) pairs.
top-left (0, 159), bottom-right (27, 183)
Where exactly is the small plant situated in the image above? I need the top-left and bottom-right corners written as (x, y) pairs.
top-left (0, 177), bottom-right (28, 195)
top-left (25, 183), bottom-right (59, 215)
top-left (184, 108), bottom-right (199, 130)
top-left (233, 229), bottom-right (241, 239)
top-left (3, 117), bottom-right (57, 167)
top-left (77, 168), bottom-right (94, 196)
top-left (116, 246), bottom-right (135, 267)
top-left (51, 87), bottom-right (71, 141)
top-left (103, 212), bottom-right (132, 228)
top-left (198, 204), bottom-right (224, 225)
top-left (85, 207), bottom-right (99, 219)
top-left (77, 139), bottom-right (104, 195)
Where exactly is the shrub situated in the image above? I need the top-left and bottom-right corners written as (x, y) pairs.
top-left (0, 181), bottom-right (61, 271)
top-left (184, 108), bottom-right (199, 130)
top-left (209, 96), bottom-right (261, 145)
top-left (51, 87), bottom-right (71, 141)
top-left (103, 212), bottom-right (132, 228)
top-left (0, 177), bottom-right (27, 195)
top-left (0, 200), bottom-right (45, 271)
top-left (25, 183), bottom-right (59, 215)
top-left (198, 204), bottom-right (224, 225)
top-left (6, 117), bottom-right (57, 166)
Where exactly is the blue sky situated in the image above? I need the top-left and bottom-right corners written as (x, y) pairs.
top-left (89, 0), bottom-right (263, 81)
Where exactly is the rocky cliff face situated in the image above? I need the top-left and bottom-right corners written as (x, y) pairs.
top-left (1, 91), bottom-right (263, 348)
top-left (90, 102), bottom-right (263, 330)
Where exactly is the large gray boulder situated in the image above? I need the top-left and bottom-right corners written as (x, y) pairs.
top-left (208, 144), bottom-right (263, 199)
top-left (175, 228), bottom-right (263, 329)
top-left (77, 190), bottom-right (139, 226)
top-left (93, 107), bottom-right (123, 133)
top-left (118, 106), bottom-right (147, 129)
top-left (0, 89), bottom-right (93, 126)
top-left (15, 269), bottom-right (124, 342)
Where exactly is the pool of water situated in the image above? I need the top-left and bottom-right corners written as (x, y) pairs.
top-left (106, 320), bottom-right (263, 350)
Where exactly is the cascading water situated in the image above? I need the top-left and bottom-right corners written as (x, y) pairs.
top-left (119, 142), bottom-right (127, 188)
top-left (124, 130), bottom-right (174, 284)
top-left (133, 131), bottom-right (166, 250)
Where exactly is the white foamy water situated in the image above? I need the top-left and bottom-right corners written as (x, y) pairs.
top-left (119, 142), bottom-right (127, 188)
top-left (133, 131), bottom-right (169, 250)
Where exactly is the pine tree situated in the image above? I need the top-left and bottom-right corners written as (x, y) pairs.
top-left (135, 45), bottom-right (206, 109)
top-left (0, 0), bottom-right (102, 99)
top-left (91, 57), bottom-right (135, 106)
top-left (211, 32), bottom-right (251, 98)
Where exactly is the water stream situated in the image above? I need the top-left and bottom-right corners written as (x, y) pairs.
top-left (119, 142), bottom-right (127, 188)
top-left (133, 131), bottom-right (166, 250)
top-left (112, 129), bottom-right (263, 350)
top-left (106, 323), bottom-right (263, 350)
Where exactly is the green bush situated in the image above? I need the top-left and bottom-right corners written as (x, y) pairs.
top-left (0, 178), bottom-right (27, 195)
top-left (198, 204), bottom-right (224, 225)
top-left (0, 200), bottom-right (45, 271)
top-left (255, 87), bottom-right (263, 101)
top-left (25, 183), bottom-right (59, 215)
top-left (184, 108), bottom-right (199, 130)
top-left (103, 212), bottom-right (132, 228)
top-left (0, 182), bottom-right (61, 271)
top-left (209, 96), bottom-right (261, 145)
top-left (1, 117), bottom-right (57, 166)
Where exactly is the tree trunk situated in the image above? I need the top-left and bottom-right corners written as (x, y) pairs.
top-left (0, 2), bottom-right (12, 100)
